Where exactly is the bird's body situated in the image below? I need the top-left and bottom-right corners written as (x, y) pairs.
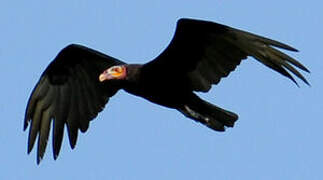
top-left (125, 64), bottom-right (187, 107)
top-left (24, 18), bottom-right (309, 164)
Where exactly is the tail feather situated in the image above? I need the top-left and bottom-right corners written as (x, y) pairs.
top-left (178, 95), bottom-right (238, 131)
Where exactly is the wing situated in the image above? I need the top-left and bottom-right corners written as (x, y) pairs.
top-left (24, 44), bottom-right (126, 163)
top-left (143, 18), bottom-right (309, 92)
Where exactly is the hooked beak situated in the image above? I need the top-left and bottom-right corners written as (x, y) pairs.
top-left (99, 71), bottom-right (113, 82)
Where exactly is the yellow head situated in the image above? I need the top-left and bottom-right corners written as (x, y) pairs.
top-left (99, 65), bottom-right (127, 82)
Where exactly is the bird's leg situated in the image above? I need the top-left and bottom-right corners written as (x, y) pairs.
top-left (179, 105), bottom-right (210, 123)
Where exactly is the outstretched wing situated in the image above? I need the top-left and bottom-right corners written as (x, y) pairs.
top-left (24, 44), bottom-right (125, 163)
top-left (144, 18), bottom-right (309, 92)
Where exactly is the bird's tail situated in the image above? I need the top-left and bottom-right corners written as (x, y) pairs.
top-left (178, 95), bottom-right (238, 131)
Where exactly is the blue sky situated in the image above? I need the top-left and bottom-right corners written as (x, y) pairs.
top-left (1, 0), bottom-right (322, 179)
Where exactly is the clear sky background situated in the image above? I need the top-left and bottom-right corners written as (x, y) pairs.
top-left (1, 0), bottom-right (322, 179)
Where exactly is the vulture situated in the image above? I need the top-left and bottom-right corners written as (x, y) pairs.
top-left (24, 18), bottom-right (310, 164)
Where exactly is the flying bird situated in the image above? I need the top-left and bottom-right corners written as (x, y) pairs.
top-left (24, 18), bottom-right (310, 164)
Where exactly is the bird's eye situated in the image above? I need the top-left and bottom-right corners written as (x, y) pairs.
top-left (108, 66), bottom-right (118, 73)
top-left (114, 67), bottom-right (122, 73)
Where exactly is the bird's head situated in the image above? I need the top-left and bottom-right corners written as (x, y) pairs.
top-left (99, 65), bottom-right (127, 82)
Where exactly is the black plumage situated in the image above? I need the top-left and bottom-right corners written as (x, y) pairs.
top-left (24, 18), bottom-right (309, 164)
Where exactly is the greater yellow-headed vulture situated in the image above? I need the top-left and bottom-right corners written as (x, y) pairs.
top-left (24, 18), bottom-right (310, 164)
